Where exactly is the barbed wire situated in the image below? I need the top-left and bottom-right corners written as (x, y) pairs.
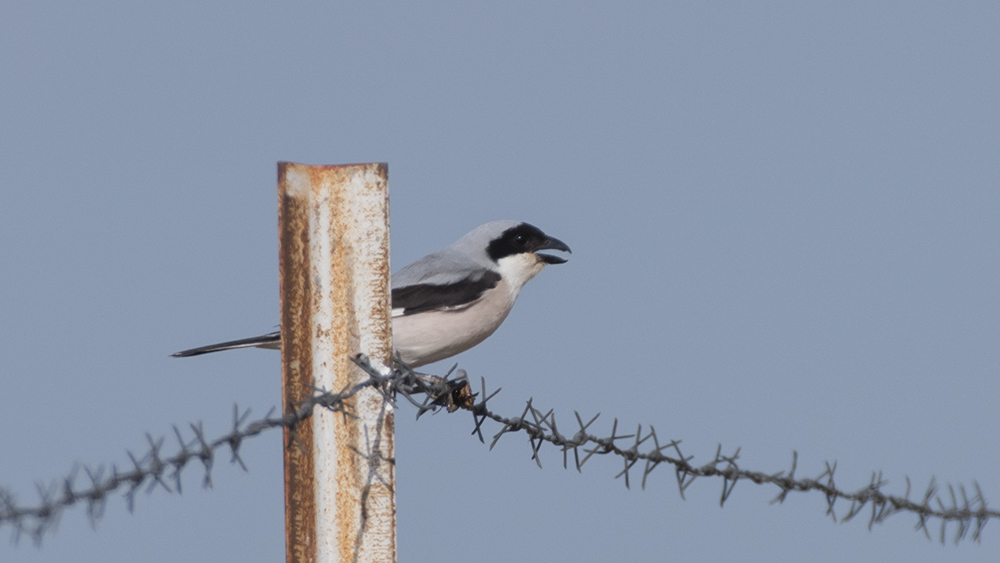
top-left (1, 356), bottom-right (995, 547)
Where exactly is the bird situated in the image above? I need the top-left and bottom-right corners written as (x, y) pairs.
top-left (172, 220), bottom-right (571, 367)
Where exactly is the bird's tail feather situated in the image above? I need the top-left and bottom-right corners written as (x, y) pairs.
top-left (171, 331), bottom-right (281, 357)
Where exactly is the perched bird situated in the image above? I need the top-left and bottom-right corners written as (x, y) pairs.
top-left (172, 220), bottom-right (570, 367)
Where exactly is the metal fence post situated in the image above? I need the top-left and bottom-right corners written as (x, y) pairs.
top-left (278, 162), bottom-right (395, 563)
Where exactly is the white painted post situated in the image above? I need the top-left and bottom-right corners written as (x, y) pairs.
top-left (278, 162), bottom-right (395, 563)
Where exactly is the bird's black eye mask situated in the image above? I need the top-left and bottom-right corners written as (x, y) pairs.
top-left (486, 223), bottom-right (572, 264)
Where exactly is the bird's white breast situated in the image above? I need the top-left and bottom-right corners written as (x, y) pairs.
top-left (391, 276), bottom-right (521, 367)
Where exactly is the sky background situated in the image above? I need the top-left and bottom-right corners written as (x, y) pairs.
top-left (2, 2), bottom-right (998, 562)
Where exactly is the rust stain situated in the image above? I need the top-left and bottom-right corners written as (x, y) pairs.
top-left (279, 163), bottom-right (317, 563)
top-left (327, 164), bottom-right (363, 563)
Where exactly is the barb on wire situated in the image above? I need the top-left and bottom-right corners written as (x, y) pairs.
top-left (1, 356), bottom-right (995, 546)
top-left (0, 355), bottom-right (464, 546)
top-left (355, 359), bottom-right (998, 545)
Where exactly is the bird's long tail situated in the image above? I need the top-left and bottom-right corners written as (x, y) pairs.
top-left (171, 331), bottom-right (281, 357)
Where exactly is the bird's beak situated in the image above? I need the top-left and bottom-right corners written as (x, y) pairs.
top-left (537, 236), bottom-right (572, 265)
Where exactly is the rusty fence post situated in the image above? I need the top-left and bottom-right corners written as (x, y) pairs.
top-left (278, 162), bottom-right (395, 563)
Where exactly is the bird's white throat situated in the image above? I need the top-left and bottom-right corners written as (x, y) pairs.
top-left (495, 253), bottom-right (546, 295)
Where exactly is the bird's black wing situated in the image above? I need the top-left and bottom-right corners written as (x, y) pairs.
top-left (391, 271), bottom-right (501, 316)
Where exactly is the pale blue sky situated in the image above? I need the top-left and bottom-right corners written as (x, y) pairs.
top-left (2, 2), bottom-right (998, 562)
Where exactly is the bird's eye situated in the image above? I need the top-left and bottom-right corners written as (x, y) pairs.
top-left (512, 234), bottom-right (528, 247)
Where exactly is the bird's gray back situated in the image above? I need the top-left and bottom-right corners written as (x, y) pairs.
top-left (391, 220), bottom-right (522, 288)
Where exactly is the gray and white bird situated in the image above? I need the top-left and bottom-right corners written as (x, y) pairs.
top-left (172, 220), bottom-right (571, 367)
